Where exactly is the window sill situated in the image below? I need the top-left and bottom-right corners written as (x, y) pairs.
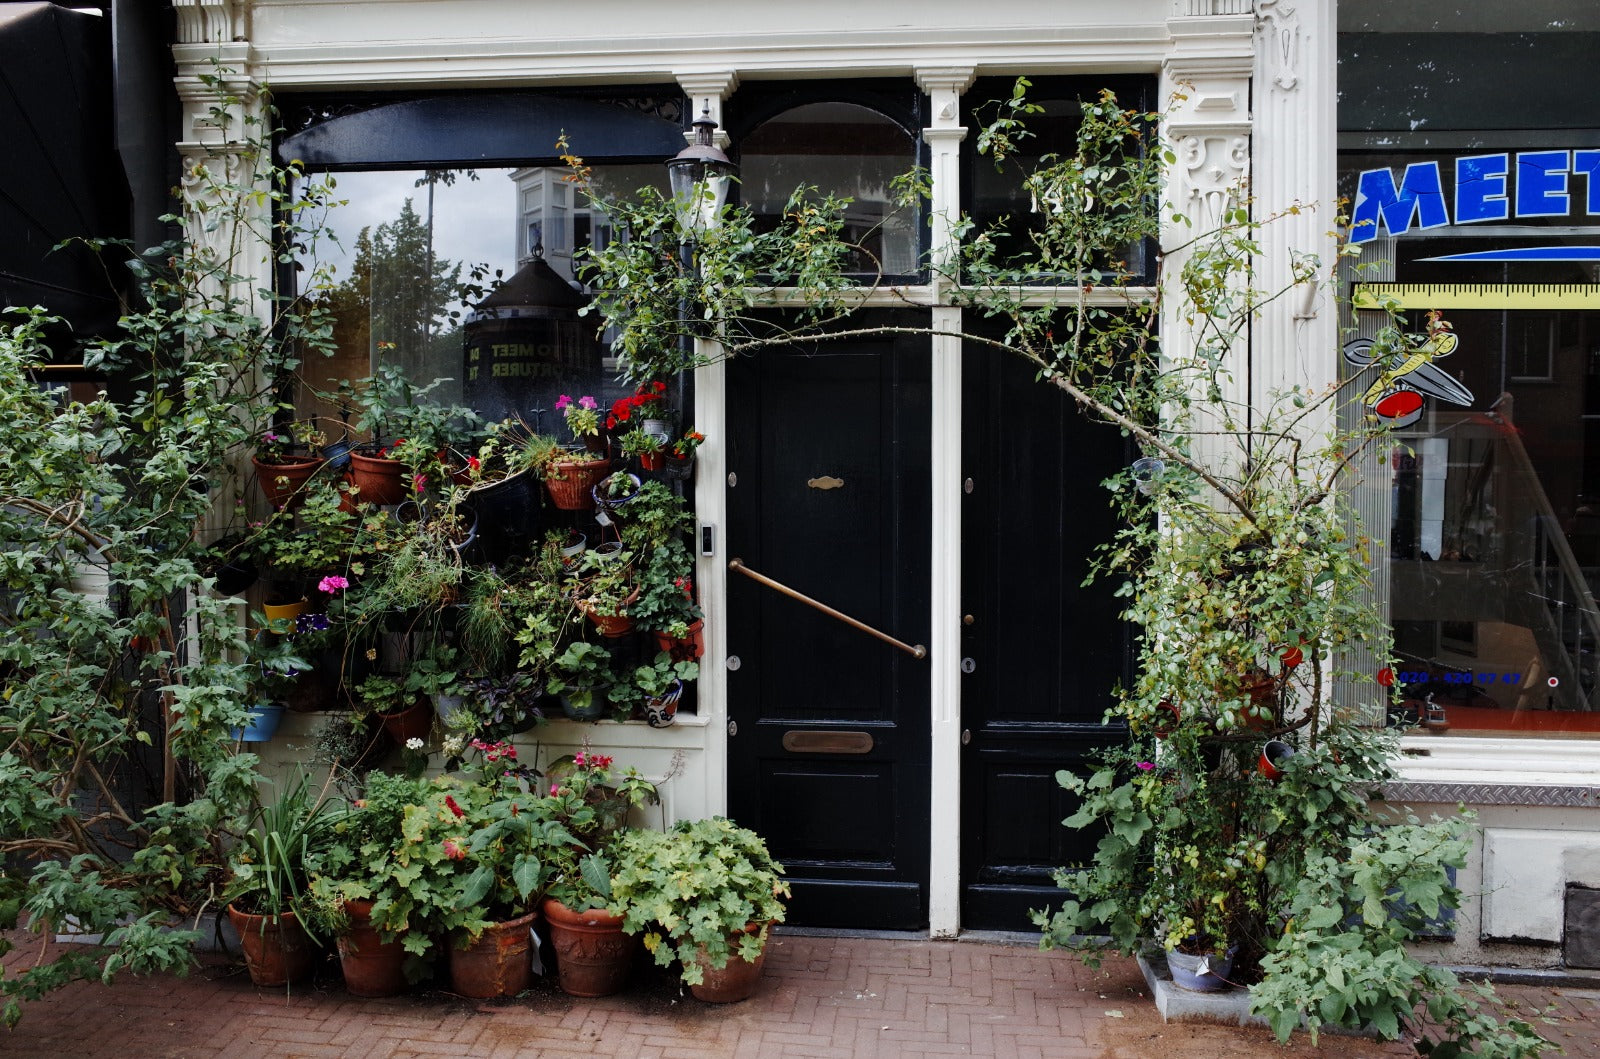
top-left (1386, 735), bottom-right (1600, 807)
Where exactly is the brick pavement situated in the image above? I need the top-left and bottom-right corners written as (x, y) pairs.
top-left (2, 930), bottom-right (1595, 1058)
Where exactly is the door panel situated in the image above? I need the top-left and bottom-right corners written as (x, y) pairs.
top-left (959, 340), bottom-right (1131, 930)
top-left (726, 323), bottom-right (931, 929)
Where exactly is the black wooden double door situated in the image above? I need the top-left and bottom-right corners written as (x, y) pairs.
top-left (725, 325), bottom-right (1126, 932)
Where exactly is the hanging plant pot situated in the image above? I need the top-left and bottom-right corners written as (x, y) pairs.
top-left (642, 679), bottom-right (684, 728)
top-left (652, 620), bottom-right (705, 662)
top-left (560, 532), bottom-right (588, 566)
top-left (322, 437), bottom-right (356, 472)
top-left (337, 899), bottom-right (409, 997)
top-left (447, 908), bottom-right (539, 999)
top-left (637, 450), bottom-right (665, 472)
top-left (261, 597), bottom-right (307, 625)
top-left (1258, 739), bottom-right (1296, 781)
top-left (542, 898), bottom-right (638, 997)
top-left (688, 921), bottom-right (770, 1003)
top-left (230, 702), bottom-right (285, 742)
top-left (544, 455), bottom-right (609, 511)
top-left (378, 698), bottom-right (432, 744)
top-left (664, 453), bottom-right (694, 481)
top-left (579, 588), bottom-right (639, 638)
top-left (347, 451), bottom-right (408, 506)
top-left (227, 904), bottom-right (321, 988)
top-left (591, 472), bottom-right (642, 513)
top-left (252, 454), bottom-right (325, 510)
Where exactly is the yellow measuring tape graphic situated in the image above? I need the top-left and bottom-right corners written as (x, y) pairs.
top-left (1353, 282), bottom-right (1600, 310)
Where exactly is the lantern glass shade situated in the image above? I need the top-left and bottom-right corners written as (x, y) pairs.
top-left (667, 111), bottom-right (735, 233)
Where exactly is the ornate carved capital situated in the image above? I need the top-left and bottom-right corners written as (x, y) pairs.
top-left (1170, 132), bottom-right (1250, 237)
top-left (1257, 0), bottom-right (1302, 92)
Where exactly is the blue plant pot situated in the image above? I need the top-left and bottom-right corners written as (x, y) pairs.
top-left (231, 703), bottom-right (285, 743)
top-left (1165, 946), bottom-right (1236, 992)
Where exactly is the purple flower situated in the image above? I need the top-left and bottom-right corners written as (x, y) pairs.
top-left (294, 612), bottom-right (330, 634)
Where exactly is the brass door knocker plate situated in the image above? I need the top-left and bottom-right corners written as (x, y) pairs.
top-left (807, 475), bottom-right (844, 490)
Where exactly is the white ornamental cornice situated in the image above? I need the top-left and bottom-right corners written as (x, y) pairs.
top-left (173, 0), bottom-right (246, 45)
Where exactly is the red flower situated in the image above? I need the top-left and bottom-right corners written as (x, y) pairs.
top-left (445, 795), bottom-right (464, 819)
top-left (591, 754), bottom-right (613, 769)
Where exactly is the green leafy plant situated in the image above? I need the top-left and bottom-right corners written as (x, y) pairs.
top-left (224, 771), bottom-right (345, 937)
top-left (607, 818), bottom-right (790, 985)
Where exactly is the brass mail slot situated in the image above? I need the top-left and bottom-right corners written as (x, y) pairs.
top-left (782, 730), bottom-right (874, 754)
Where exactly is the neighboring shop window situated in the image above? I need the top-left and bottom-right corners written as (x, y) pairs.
top-left (1342, 148), bottom-right (1600, 737)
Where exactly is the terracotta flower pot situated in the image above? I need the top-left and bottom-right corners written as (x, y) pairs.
top-left (543, 898), bottom-right (638, 997)
top-left (378, 698), bottom-right (433, 744)
top-left (347, 451), bottom-right (408, 506)
top-left (252, 454), bottom-right (324, 510)
top-left (689, 921), bottom-right (769, 1003)
top-left (447, 909), bottom-right (539, 999)
top-left (227, 904), bottom-right (320, 987)
top-left (652, 620), bottom-right (705, 662)
top-left (544, 457), bottom-right (608, 511)
top-left (337, 899), bottom-right (409, 997)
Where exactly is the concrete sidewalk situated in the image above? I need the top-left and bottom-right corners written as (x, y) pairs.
top-left (2, 930), bottom-right (1593, 1058)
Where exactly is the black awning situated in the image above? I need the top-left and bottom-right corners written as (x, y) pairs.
top-left (277, 93), bottom-right (688, 169)
top-left (0, 2), bottom-right (127, 335)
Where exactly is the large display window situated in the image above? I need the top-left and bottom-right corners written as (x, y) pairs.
top-left (1342, 150), bottom-right (1600, 737)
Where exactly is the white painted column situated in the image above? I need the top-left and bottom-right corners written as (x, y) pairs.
top-left (1253, 0), bottom-right (1338, 412)
top-left (1160, 6), bottom-right (1255, 484)
top-left (917, 65), bottom-right (973, 939)
top-left (678, 71), bottom-right (739, 816)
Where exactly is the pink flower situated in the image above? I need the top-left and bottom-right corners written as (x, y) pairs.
top-left (549, 784), bottom-right (562, 796)
top-left (573, 750), bottom-right (586, 767)
top-left (442, 838), bottom-right (466, 861)
top-left (1136, 761), bottom-right (1155, 771)
top-left (413, 473), bottom-right (427, 493)
top-left (578, 395), bottom-right (597, 410)
top-left (317, 575), bottom-right (349, 594)
top-left (555, 394), bottom-right (572, 410)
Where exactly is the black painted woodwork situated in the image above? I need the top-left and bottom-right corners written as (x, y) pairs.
top-left (958, 335), bottom-right (1131, 931)
top-left (725, 320), bottom-right (932, 930)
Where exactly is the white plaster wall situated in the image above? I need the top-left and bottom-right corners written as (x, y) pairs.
top-left (253, 712), bottom-right (715, 825)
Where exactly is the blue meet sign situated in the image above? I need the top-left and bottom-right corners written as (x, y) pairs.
top-left (1351, 151), bottom-right (1600, 242)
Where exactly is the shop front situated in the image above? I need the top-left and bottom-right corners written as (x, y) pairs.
top-left (1340, 2), bottom-right (1600, 969)
top-left (188, 0), bottom-right (1321, 938)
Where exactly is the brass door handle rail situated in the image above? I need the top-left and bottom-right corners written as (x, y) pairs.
top-left (728, 558), bottom-right (927, 660)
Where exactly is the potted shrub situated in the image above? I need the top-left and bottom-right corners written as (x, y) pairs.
top-left (608, 817), bottom-right (790, 1003)
top-left (610, 652), bottom-right (699, 728)
top-left (570, 548), bottom-right (639, 638)
top-left (353, 673), bottom-right (433, 745)
top-left (664, 427), bottom-right (704, 480)
top-left (224, 771), bottom-right (343, 988)
top-left (381, 773), bottom-right (576, 999)
top-left (618, 426), bottom-right (665, 472)
top-left (307, 771), bottom-right (437, 996)
top-left (251, 420), bottom-right (328, 510)
top-left (539, 753), bottom-right (658, 997)
top-left (546, 640), bottom-right (616, 721)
